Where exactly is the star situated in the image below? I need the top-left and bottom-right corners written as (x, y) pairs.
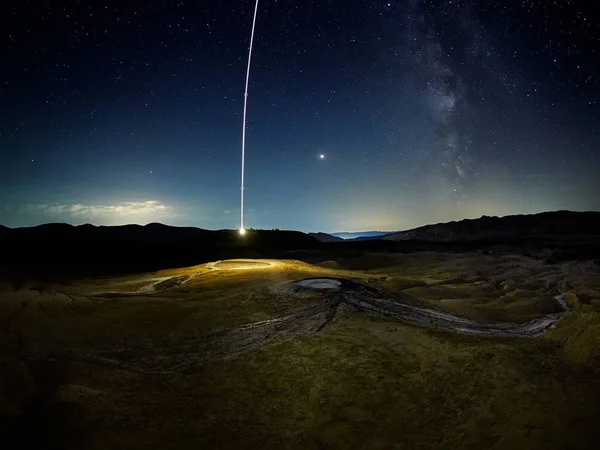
top-left (1, 0), bottom-right (598, 231)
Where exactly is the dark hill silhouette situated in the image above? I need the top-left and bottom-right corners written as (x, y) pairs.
top-left (383, 211), bottom-right (600, 241)
top-left (3, 211), bottom-right (599, 282)
top-left (308, 232), bottom-right (344, 243)
top-left (0, 223), bottom-right (320, 281)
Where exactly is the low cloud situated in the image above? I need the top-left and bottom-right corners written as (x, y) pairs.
top-left (27, 200), bottom-right (174, 224)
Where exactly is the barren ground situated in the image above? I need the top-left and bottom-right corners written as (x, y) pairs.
top-left (1, 253), bottom-right (600, 449)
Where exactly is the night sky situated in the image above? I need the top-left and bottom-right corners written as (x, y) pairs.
top-left (1, 0), bottom-right (599, 232)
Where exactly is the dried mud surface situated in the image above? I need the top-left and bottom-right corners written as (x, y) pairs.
top-left (8, 273), bottom-right (568, 374)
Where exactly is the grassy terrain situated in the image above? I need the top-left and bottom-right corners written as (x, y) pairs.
top-left (349, 252), bottom-right (574, 323)
top-left (1, 254), bottom-right (600, 449)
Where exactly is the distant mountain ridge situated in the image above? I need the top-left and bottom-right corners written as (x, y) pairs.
top-left (331, 231), bottom-right (393, 240)
top-left (3, 211), bottom-right (599, 280)
top-left (308, 211), bottom-right (600, 243)
top-left (383, 211), bottom-right (600, 241)
top-left (0, 222), bottom-right (320, 247)
top-left (308, 232), bottom-right (344, 242)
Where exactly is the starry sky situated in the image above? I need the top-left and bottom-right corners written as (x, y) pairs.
top-left (1, 0), bottom-right (599, 232)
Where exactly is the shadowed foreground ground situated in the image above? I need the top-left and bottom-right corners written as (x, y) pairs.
top-left (1, 254), bottom-right (600, 449)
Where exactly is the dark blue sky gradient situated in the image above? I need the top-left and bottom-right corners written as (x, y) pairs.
top-left (1, 0), bottom-right (599, 232)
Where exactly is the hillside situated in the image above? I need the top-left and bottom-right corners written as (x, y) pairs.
top-left (308, 232), bottom-right (344, 242)
top-left (2, 249), bottom-right (600, 449)
top-left (384, 210), bottom-right (600, 241)
top-left (0, 223), bottom-right (320, 280)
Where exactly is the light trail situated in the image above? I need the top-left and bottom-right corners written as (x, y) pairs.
top-left (240, 0), bottom-right (260, 235)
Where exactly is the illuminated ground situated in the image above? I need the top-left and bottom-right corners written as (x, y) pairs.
top-left (1, 255), bottom-right (600, 448)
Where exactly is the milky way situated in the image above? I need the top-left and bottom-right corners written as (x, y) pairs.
top-left (406, 0), bottom-right (470, 189)
top-left (1, 0), bottom-right (598, 231)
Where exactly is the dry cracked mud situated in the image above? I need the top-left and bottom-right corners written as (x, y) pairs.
top-left (19, 274), bottom-right (568, 373)
top-left (196, 277), bottom-right (568, 361)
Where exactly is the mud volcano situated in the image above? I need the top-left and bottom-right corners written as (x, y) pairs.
top-left (292, 277), bottom-right (568, 338)
top-left (212, 260), bottom-right (274, 270)
top-left (296, 278), bottom-right (342, 289)
top-left (39, 274), bottom-right (570, 373)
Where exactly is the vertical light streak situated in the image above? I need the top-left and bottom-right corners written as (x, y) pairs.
top-left (240, 0), bottom-right (260, 235)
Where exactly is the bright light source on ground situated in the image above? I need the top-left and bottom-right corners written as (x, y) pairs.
top-left (239, 228), bottom-right (246, 236)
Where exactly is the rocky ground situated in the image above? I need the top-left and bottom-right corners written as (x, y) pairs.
top-left (1, 255), bottom-right (600, 449)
